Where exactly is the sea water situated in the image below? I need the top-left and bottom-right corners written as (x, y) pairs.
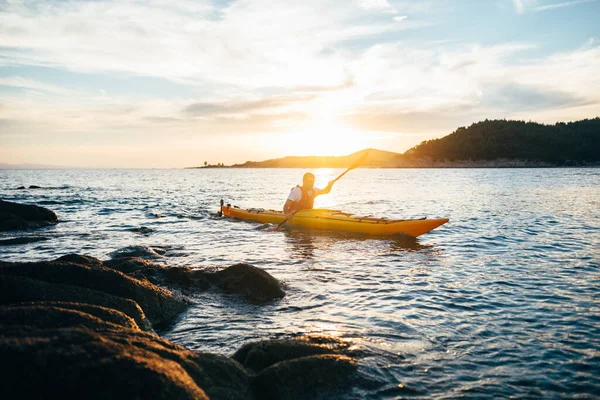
top-left (1, 168), bottom-right (598, 398)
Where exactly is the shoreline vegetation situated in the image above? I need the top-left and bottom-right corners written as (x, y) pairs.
top-left (190, 118), bottom-right (600, 169)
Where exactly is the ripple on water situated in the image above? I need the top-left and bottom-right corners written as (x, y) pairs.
top-left (1, 168), bottom-right (599, 399)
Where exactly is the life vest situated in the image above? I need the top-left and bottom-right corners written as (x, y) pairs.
top-left (292, 185), bottom-right (316, 211)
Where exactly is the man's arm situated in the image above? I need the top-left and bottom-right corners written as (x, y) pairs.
top-left (283, 199), bottom-right (295, 217)
top-left (315, 180), bottom-right (335, 196)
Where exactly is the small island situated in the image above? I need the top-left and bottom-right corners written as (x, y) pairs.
top-left (189, 118), bottom-right (600, 168)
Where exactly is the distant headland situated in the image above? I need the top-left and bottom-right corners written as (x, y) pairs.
top-left (189, 118), bottom-right (600, 168)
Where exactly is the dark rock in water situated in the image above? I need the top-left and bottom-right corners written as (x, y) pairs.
top-left (109, 245), bottom-right (164, 260)
top-left (0, 326), bottom-right (211, 400)
top-left (8, 301), bottom-right (140, 330)
top-left (104, 256), bottom-right (162, 274)
top-left (55, 254), bottom-right (103, 267)
top-left (0, 304), bottom-right (137, 331)
top-left (28, 185), bottom-right (42, 189)
top-left (188, 352), bottom-right (252, 399)
top-left (130, 226), bottom-right (154, 235)
top-left (207, 263), bottom-right (285, 303)
top-left (104, 258), bottom-right (283, 302)
top-left (0, 199), bottom-right (58, 232)
top-left (251, 354), bottom-right (358, 400)
top-left (0, 260), bottom-right (187, 328)
top-left (0, 236), bottom-right (48, 246)
top-left (16, 186), bottom-right (26, 190)
top-left (0, 274), bottom-right (152, 331)
top-left (233, 339), bottom-right (335, 372)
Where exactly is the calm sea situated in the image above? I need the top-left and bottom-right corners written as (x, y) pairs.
top-left (1, 168), bottom-right (599, 399)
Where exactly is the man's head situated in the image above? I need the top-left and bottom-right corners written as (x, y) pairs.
top-left (302, 172), bottom-right (315, 190)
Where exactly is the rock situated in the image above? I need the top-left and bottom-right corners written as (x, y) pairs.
top-left (130, 226), bottom-right (154, 235)
top-left (0, 260), bottom-right (188, 328)
top-left (233, 339), bottom-right (334, 373)
top-left (28, 185), bottom-right (42, 189)
top-left (16, 186), bottom-right (26, 190)
top-left (0, 326), bottom-right (210, 400)
top-left (0, 199), bottom-right (58, 232)
top-left (54, 254), bottom-right (103, 267)
top-left (7, 301), bottom-right (140, 330)
top-left (0, 304), bottom-right (137, 331)
top-left (104, 258), bottom-right (282, 302)
top-left (251, 354), bottom-right (358, 400)
top-left (109, 245), bottom-right (164, 260)
top-left (0, 274), bottom-right (152, 331)
top-left (207, 263), bottom-right (285, 303)
top-left (0, 236), bottom-right (48, 246)
top-left (104, 257), bottom-right (164, 275)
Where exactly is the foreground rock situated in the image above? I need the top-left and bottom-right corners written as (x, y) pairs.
top-left (0, 199), bottom-right (58, 231)
top-left (0, 257), bottom-right (187, 329)
top-left (0, 254), bottom-right (359, 399)
top-left (105, 257), bottom-right (285, 303)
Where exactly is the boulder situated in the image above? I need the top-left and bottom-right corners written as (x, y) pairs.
top-left (108, 245), bottom-right (164, 260)
top-left (0, 260), bottom-right (188, 328)
top-left (28, 185), bottom-right (42, 189)
top-left (4, 301), bottom-right (140, 330)
top-left (104, 258), bottom-right (284, 302)
top-left (251, 354), bottom-right (358, 400)
top-left (0, 199), bottom-right (58, 231)
top-left (207, 263), bottom-right (285, 303)
top-left (0, 304), bottom-right (136, 331)
top-left (0, 274), bottom-right (152, 331)
top-left (233, 339), bottom-right (334, 372)
top-left (0, 326), bottom-right (210, 400)
top-left (55, 254), bottom-right (104, 267)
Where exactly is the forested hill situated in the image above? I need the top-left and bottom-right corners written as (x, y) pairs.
top-left (402, 118), bottom-right (600, 165)
top-left (189, 118), bottom-right (600, 168)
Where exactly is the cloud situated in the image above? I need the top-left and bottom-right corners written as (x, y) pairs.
top-left (183, 95), bottom-right (315, 117)
top-left (535, 0), bottom-right (597, 11)
top-left (0, 76), bottom-right (77, 96)
top-left (0, 0), bottom-right (424, 90)
top-left (513, 0), bottom-right (525, 13)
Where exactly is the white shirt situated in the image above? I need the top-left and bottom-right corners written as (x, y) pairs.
top-left (287, 186), bottom-right (320, 202)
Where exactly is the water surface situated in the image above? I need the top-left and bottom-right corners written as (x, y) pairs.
top-left (1, 168), bottom-right (598, 398)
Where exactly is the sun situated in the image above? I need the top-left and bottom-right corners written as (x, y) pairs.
top-left (280, 118), bottom-right (369, 157)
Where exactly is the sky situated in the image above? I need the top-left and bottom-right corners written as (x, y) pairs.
top-left (0, 0), bottom-right (599, 168)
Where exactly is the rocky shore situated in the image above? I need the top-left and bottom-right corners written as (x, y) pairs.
top-left (0, 200), bottom-right (360, 399)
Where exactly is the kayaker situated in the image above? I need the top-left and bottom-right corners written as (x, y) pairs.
top-left (283, 173), bottom-right (334, 218)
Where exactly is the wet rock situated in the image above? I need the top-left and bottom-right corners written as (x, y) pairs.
top-left (0, 304), bottom-right (138, 331)
top-left (16, 186), bottom-right (26, 190)
top-left (130, 226), bottom-right (154, 235)
top-left (0, 236), bottom-right (48, 246)
top-left (207, 263), bottom-right (285, 303)
top-left (0, 199), bottom-right (58, 232)
top-left (29, 185), bottom-right (42, 189)
top-left (55, 254), bottom-right (103, 267)
top-left (104, 258), bottom-right (283, 302)
top-left (251, 354), bottom-right (358, 400)
top-left (109, 245), bottom-right (164, 260)
top-left (0, 260), bottom-right (187, 328)
top-left (0, 326), bottom-right (210, 400)
top-left (233, 339), bottom-right (334, 372)
top-left (7, 301), bottom-right (140, 330)
top-left (0, 274), bottom-right (152, 331)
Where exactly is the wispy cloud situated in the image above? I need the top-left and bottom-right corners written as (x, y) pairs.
top-left (535, 0), bottom-right (597, 11)
top-left (513, 0), bottom-right (525, 13)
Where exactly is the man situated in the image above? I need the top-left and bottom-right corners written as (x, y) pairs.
top-left (283, 173), bottom-right (335, 218)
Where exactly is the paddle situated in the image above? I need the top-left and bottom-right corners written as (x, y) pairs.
top-left (271, 150), bottom-right (369, 231)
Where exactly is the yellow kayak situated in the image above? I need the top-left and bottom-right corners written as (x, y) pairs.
top-left (220, 204), bottom-right (449, 237)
